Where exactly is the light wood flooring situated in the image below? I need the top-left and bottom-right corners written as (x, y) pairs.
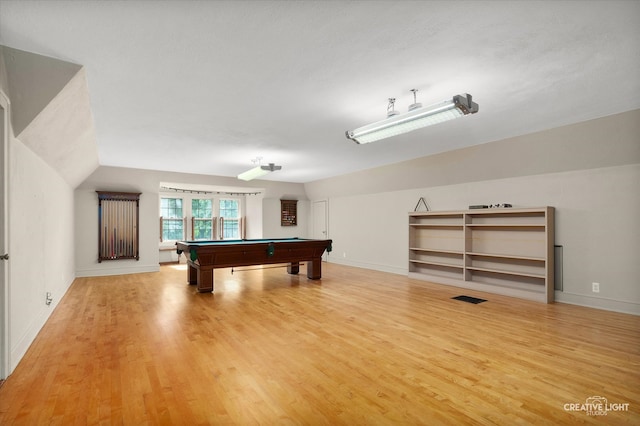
top-left (0, 262), bottom-right (639, 425)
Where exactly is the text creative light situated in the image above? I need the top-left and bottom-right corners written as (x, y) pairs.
top-left (346, 93), bottom-right (479, 144)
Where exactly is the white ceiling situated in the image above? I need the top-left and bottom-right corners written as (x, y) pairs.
top-left (1, 1), bottom-right (639, 183)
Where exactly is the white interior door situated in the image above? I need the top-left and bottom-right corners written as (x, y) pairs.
top-left (312, 200), bottom-right (328, 261)
top-left (0, 92), bottom-right (9, 379)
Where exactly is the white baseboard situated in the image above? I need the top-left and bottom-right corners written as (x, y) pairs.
top-left (327, 258), bottom-right (407, 276)
top-left (555, 291), bottom-right (640, 315)
top-left (75, 263), bottom-right (160, 277)
top-left (10, 306), bottom-right (49, 373)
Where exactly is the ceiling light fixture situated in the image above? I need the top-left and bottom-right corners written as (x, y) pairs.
top-left (346, 91), bottom-right (479, 144)
top-left (237, 157), bottom-right (282, 181)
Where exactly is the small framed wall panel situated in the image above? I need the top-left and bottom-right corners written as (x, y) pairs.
top-left (281, 200), bottom-right (297, 226)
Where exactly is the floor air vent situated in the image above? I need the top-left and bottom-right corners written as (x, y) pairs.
top-left (452, 295), bottom-right (487, 304)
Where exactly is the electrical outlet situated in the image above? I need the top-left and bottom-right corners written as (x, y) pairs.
top-left (592, 282), bottom-right (600, 293)
top-left (343, 252), bottom-right (347, 258)
top-left (46, 292), bottom-right (53, 305)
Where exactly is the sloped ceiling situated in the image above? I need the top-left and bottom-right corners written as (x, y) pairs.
top-left (1, 46), bottom-right (99, 187)
top-left (0, 1), bottom-right (639, 183)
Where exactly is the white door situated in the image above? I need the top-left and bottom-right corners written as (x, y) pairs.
top-left (312, 200), bottom-right (328, 261)
top-left (0, 92), bottom-right (9, 379)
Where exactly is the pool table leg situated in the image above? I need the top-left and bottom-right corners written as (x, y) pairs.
top-left (307, 257), bottom-right (322, 280)
top-left (287, 262), bottom-right (300, 275)
top-left (187, 262), bottom-right (214, 293)
top-left (196, 267), bottom-right (214, 293)
top-left (187, 263), bottom-right (198, 285)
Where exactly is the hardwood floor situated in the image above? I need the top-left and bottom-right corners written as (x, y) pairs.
top-left (1, 263), bottom-right (638, 425)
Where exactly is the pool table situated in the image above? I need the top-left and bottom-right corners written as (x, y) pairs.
top-left (176, 238), bottom-right (333, 292)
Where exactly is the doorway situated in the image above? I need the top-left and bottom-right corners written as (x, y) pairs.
top-left (312, 200), bottom-right (328, 261)
top-left (0, 91), bottom-right (9, 379)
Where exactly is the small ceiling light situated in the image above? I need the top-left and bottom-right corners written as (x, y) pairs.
top-left (346, 91), bottom-right (479, 144)
top-left (237, 158), bottom-right (282, 181)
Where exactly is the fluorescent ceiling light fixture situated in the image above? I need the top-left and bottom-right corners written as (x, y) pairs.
top-left (237, 162), bottom-right (282, 181)
top-left (346, 93), bottom-right (479, 144)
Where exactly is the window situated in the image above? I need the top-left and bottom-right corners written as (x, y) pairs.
top-left (219, 199), bottom-right (240, 239)
top-left (159, 193), bottom-right (244, 242)
top-left (192, 199), bottom-right (213, 240)
top-left (160, 197), bottom-right (184, 241)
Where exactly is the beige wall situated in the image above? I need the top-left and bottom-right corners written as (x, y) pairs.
top-left (305, 110), bottom-right (640, 314)
top-left (0, 46), bottom-right (98, 187)
top-left (0, 46), bottom-right (81, 137)
top-left (5, 113), bottom-right (76, 373)
top-left (305, 110), bottom-right (640, 199)
top-left (1, 48), bottom-right (80, 375)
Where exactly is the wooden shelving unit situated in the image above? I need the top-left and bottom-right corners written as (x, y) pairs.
top-left (408, 207), bottom-right (554, 303)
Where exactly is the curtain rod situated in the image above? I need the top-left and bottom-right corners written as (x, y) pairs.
top-left (160, 186), bottom-right (262, 196)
